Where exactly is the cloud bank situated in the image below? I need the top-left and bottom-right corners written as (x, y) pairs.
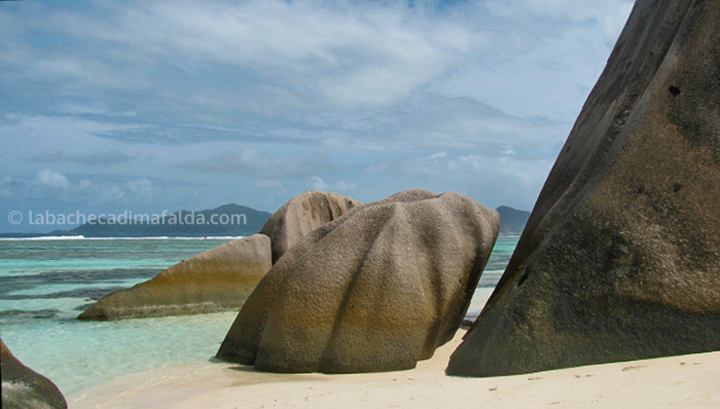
top-left (0, 0), bottom-right (634, 231)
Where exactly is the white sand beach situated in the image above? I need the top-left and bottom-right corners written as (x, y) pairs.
top-left (68, 289), bottom-right (720, 409)
top-left (68, 331), bottom-right (720, 409)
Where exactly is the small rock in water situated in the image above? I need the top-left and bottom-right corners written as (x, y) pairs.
top-left (1, 338), bottom-right (68, 409)
top-left (78, 234), bottom-right (272, 320)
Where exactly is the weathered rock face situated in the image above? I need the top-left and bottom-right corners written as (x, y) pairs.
top-left (447, 0), bottom-right (720, 377)
top-left (260, 190), bottom-right (361, 263)
top-left (78, 234), bottom-right (272, 320)
top-left (217, 190), bottom-right (499, 373)
top-left (1, 338), bottom-right (67, 409)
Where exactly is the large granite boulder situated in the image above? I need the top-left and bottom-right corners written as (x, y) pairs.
top-left (447, 0), bottom-right (720, 377)
top-left (217, 190), bottom-right (499, 373)
top-left (1, 338), bottom-right (67, 409)
top-left (78, 234), bottom-right (272, 320)
top-left (260, 190), bottom-right (361, 263)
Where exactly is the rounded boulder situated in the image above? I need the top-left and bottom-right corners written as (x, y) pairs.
top-left (78, 234), bottom-right (272, 320)
top-left (260, 190), bottom-right (361, 263)
top-left (217, 190), bottom-right (499, 373)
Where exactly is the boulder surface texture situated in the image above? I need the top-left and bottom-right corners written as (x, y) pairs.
top-left (217, 190), bottom-right (499, 373)
top-left (447, 0), bottom-right (720, 377)
top-left (78, 234), bottom-right (271, 320)
top-left (1, 338), bottom-right (67, 409)
top-left (260, 190), bottom-right (361, 263)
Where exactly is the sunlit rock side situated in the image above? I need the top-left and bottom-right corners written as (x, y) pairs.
top-left (78, 234), bottom-right (271, 320)
top-left (447, 0), bottom-right (720, 377)
top-left (1, 338), bottom-right (67, 409)
top-left (260, 190), bottom-right (362, 263)
top-left (217, 190), bottom-right (499, 373)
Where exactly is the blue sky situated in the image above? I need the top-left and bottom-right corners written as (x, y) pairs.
top-left (0, 0), bottom-right (634, 232)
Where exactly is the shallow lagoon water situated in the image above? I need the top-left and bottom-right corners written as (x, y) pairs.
top-left (0, 235), bottom-right (517, 396)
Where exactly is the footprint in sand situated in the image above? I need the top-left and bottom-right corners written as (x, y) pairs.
top-left (622, 365), bottom-right (647, 372)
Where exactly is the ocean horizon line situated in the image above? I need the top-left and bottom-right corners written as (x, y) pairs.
top-left (0, 232), bottom-right (523, 242)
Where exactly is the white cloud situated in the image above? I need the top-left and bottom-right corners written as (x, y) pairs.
top-left (183, 149), bottom-right (294, 176)
top-left (126, 178), bottom-right (154, 201)
top-left (2, 0), bottom-right (631, 128)
top-left (0, 171), bottom-right (169, 210)
top-left (35, 170), bottom-right (69, 190)
top-left (317, 93), bottom-right (570, 154)
top-left (311, 176), bottom-right (330, 191)
top-left (57, 102), bottom-right (136, 117)
top-left (485, 0), bottom-right (634, 43)
top-left (332, 181), bottom-right (358, 192)
top-left (181, 147), bottom-right (332, 181)
top-left (141, 1), bottom-right (476, 107)
top-left (8, 0), bottom-right (482, 111)
top-left (310, 176), bottom-right (356, 193)
top-left (427, 0), bottom-right (634, 120)
top-left (30, 149), bottom-right (134, 165)
top-left (0, 116), bottom-right (149, 170)
top-left (253, 179), bottom-right (283, 189)
top-left (101, 185), bottom-right (125, 202)
top-left (379, 150), bottom-right (553, 209)
top-left (0, 176), bottom-right (12, 198)
top-left (78, 179), bottom-right (94, 190)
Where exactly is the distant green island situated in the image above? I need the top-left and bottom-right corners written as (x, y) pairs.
top-left (1, 203), bottom-right (529, 238)
top-left (496, 206), bottom-right (530, 235)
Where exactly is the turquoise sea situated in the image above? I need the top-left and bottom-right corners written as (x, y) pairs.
top-left (0, 235), bottom-right (518, 396)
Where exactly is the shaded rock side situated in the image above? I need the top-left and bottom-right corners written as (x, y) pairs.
top-left (217, 190), bottom-right (499, 373)
top-left (447, 0), bottom-right (720, 377)
top-left (78, 234), bottom-right (272, 320)
top-left (260, 190), bottom-right (362, 263)
top-left (1, 338), bottom-right (67, 409)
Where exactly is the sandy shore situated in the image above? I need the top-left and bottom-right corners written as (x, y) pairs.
top-left (68, 289), bottom-right (720, 409)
